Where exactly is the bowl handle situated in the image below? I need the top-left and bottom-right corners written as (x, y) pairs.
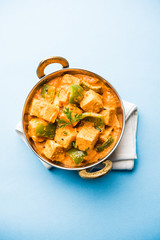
top-left (78, 160), bottom-right (112, 179)
top-left (36, 56), bottom-right (69, 79)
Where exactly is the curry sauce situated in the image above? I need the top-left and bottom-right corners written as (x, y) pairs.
top-left (25, 74), bottom-right (123, 168)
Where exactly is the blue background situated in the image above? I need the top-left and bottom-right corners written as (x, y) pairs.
top-left (0, 0), bottom-right (160, 239)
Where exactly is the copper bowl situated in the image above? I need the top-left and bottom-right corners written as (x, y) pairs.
top-left (22, 56), bottom-right (125, 179)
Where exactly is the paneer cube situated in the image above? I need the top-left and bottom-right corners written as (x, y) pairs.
top-left (80, 90), bottom-right (103, 113)
top-left (30, 98), bottom-right (59, 123)
top-left (53, 87), bottom-right (70, 107)
top-left (30, 98), bottom-right (46, 117)
top-left (75, 125), bottom-right (100, 151)
top-left (76, 121), bottom-right (95, 133)
top-left (100, 108), bottom-right (116, 126)
top-left (62, 74), bottom-right (81, 85)
top-left (54, 125), bottom-right (77, 149)
top-left (112, 115), bottom-right (122, 142)
top-left (99, 127), bottom-right (113, 142)
top-left (58, 104), bottom-right (82, 127)
top-left (102, 87), bottom-right (118, 108)
top-left (113, 115), bottom-right (122, 129)
top-left (43, 140), bottom-right (64, 160)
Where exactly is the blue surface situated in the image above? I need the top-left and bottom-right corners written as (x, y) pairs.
top-left (0, 0), bottom-right (160, 239)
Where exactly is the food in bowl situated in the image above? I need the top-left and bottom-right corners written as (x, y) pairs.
top-left (25, 73), bottom-right (123, 168)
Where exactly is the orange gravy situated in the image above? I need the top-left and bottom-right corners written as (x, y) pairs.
top-left (26, 74), bottom-right (123, 168)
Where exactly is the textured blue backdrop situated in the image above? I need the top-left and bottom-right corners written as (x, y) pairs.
top-left (0, 0), bottom-right (160, 239)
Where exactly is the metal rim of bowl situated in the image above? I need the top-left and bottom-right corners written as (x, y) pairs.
top-left (22, 68), bottom-right (125, 171)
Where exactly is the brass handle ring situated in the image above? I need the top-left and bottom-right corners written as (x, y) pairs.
top-left (36, 56), bottom-right (69, 79)
top-left (78, 160), bottom-right (112, 179)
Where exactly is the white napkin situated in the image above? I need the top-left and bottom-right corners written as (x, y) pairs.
top-left (15, 100), bottom-right (138, 170)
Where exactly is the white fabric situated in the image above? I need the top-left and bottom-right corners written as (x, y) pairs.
top-left (15, 100), bottom-right (138, 171)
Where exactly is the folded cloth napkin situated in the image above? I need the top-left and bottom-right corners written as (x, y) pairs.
top-left (15, 100), bottom-right (138, 171)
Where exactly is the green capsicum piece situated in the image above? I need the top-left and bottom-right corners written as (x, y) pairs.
top-left (68, 148), bottom-right (87, 165)
top-left (31, 119), bottom-right (56, 139)
top-left (81, 112), bottom-right (105, 132)
top-left (41, 84), bottom-right (55, 102)
top-left (97, 136), bottom-right (114, 152)
top-left (80, 80), bottom-right (102, 93)
top-left (69, 85), bottom-right (84, 104)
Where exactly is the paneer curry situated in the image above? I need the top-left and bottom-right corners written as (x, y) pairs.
top-left (25, 74), bottom-right (123, 168)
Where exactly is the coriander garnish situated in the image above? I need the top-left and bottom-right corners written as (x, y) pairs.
top-left (56, 107), bottom-right (82, 128)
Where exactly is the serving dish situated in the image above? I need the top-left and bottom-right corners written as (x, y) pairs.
top-left (22, 56), bottom-right (125, 179)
